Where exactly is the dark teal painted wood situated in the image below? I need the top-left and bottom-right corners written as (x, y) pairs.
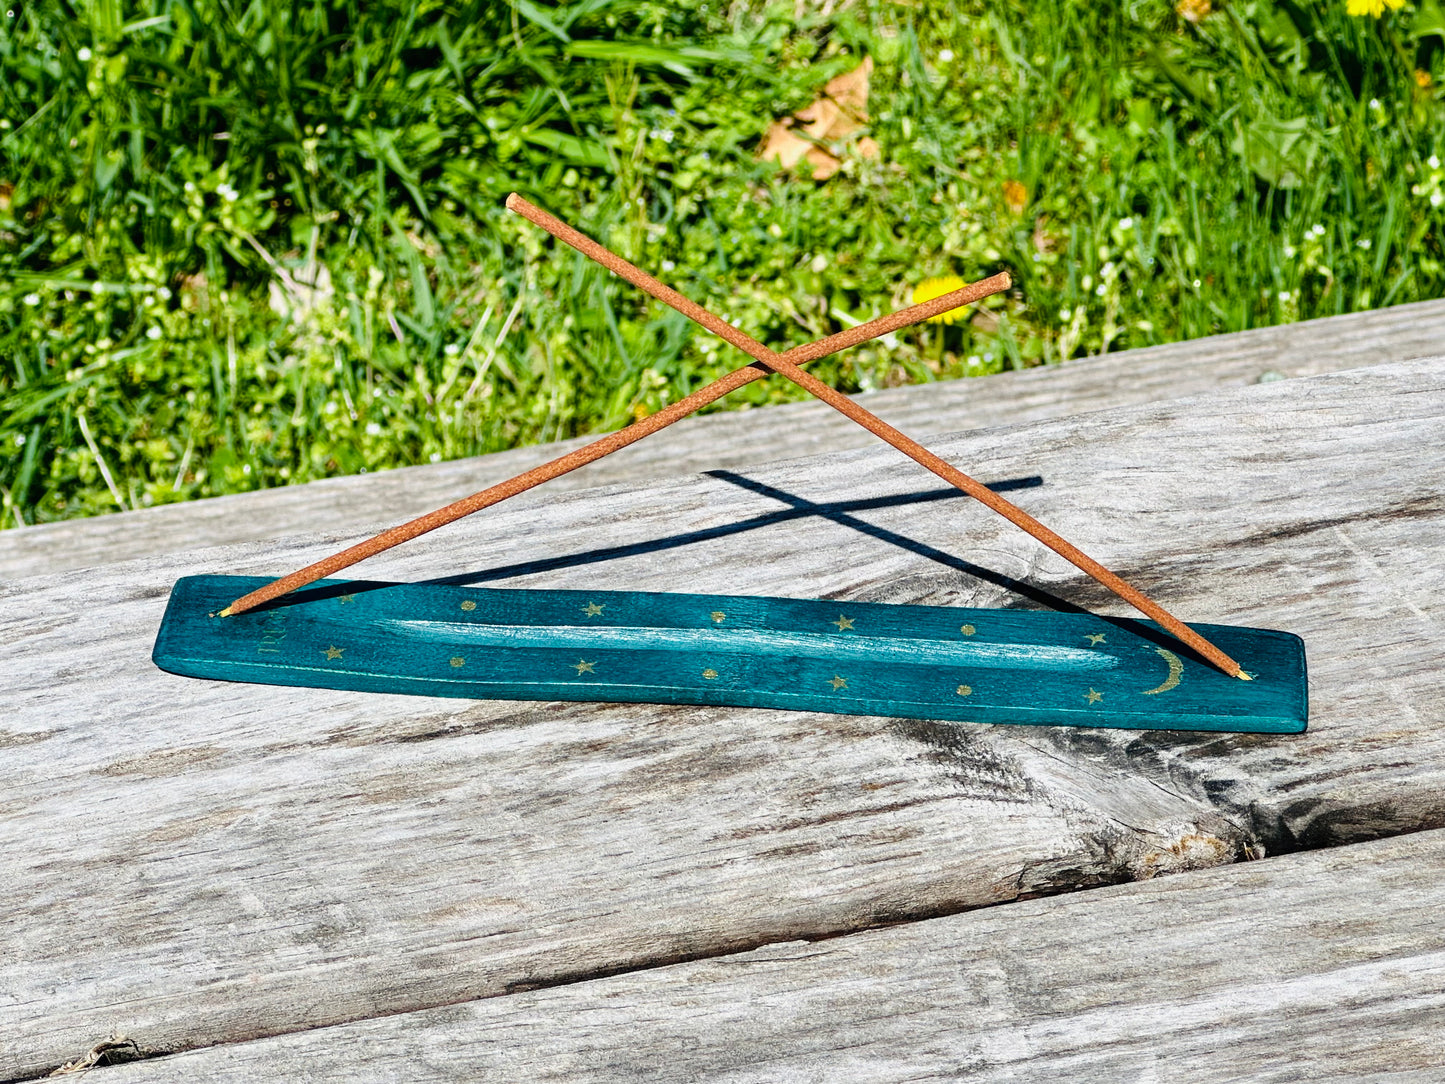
top-left (152, 576), bottom-right (1308, 733)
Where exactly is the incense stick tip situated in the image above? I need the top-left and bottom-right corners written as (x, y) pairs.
top-left (998, 271), bottom-right (1013, 289)
top-left (1236, 670), bottom-right (1253, 681)
top-left (216, 606), bottom-right (233, 618)
top-left (505, 192), bottom-right (523, 213)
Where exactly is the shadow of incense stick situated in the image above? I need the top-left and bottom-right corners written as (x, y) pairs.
top-left (270, 478), bottom-right (1045, 603)
top-left (703, 470), bottom-right (1213, 667)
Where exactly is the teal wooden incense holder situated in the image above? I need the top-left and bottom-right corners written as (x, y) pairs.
top-left (153, 575), bottom-right (1307, 733)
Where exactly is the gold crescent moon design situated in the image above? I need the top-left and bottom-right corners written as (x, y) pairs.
top-left (1140, 648), bottom-right (1184, 695)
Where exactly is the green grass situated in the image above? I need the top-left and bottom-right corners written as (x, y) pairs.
top-left (2, 0), bottom-right (1443, 527)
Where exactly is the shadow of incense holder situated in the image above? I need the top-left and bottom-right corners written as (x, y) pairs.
top-left (154, 576), bottom-right (1307, 734)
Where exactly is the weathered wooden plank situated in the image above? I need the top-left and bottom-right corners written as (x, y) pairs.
top-left (2, 359), bottom-right (1442, 1079)
top-left (80, 828), bottom-right (1445, 1083)
top-left (4, 298), bottom-right (1443, 580)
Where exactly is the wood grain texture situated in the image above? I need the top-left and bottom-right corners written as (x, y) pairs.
top-left (2, 358), bottom-right (1443, 1079)
top-left (4, 297), bottom-right (1443, 581)
top-left (88, 827), bottom-right (1445, 1082)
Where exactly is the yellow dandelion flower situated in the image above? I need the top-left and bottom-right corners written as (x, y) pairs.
top-left (1002, 179), bottom-right (1028, 215)
top-left (1347, 0), bottom-right (1404, 16)
top-left (1176, 0), bottom-right (1211, 24)
top-left (1417, 69), bottom-right (1433, 89)
top-left (912, 275), bottom-right (969, 325)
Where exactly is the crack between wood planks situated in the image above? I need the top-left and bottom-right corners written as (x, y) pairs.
top-left (8, 722), bottom-right (1284, 1081)
top-left (13, 714), bottom-right (1435, 1079)
top-left (0, 840), bottom-right (1260, 1084)
top-left (9, 809), bottom-right (1416, 1079)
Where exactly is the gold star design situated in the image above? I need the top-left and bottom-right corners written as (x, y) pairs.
top-left (833, 615), bottom-right (855, 631)
top-left (702, 668), bottom-right (718, 680)
top-left (956, 684), bottom-right (972, 697)
top-left (582, 602), bottom-right (605, 617)
top-left (322, 645), bottom-right (344, 661)
top-left (1085, 688), bottom-right (1103, 705)
top-left (1086, 633), bottom-right (1107, 646)
top-left (574, 659), bottom-right (596, 675)
top-left (338, 594), bottom-right (357, 604)
top-left (460, 600), bottom-right (476, 612)
top-left (710, 611), bottom-right (726, 624)
top-left (449, 656), bottom-right (465, 668)
top-left (960, 624), bottom-right (976, 636)
top-left (829, 674), bottom-right (848, 691)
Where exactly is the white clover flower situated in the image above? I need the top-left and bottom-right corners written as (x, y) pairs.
top-left (77, 47), bottom-right (92, 61)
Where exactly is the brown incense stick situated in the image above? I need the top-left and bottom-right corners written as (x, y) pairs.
top-left (218, 264), bottom-right (1009, 618)
top-left (506, 195), bottom-right (1248, 680)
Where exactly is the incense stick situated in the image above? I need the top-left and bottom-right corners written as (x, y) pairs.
top-left (218, 265), bottom-right (1009, 618)
top-left (506, 195), bottom-right (1248, 680)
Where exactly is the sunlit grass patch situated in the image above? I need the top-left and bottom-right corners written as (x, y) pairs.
top-left (1, 0), bottom-right (1441, 527)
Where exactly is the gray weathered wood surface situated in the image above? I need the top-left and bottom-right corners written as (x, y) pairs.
top-left (95, 826), bottom-right (1445, 1082)
top-left (3, 356), bottom-right (1442, 1079)
top-left (4, 297), bottom-right (1443, 580)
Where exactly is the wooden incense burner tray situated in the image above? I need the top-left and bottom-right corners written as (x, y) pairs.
top-left (155, 576), bottom-right (1306, 733)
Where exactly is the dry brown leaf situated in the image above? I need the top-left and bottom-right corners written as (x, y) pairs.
top-left (758, 57), bottom-right (876, 181)
top-left (820, 56), bottom-right (871, 133)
